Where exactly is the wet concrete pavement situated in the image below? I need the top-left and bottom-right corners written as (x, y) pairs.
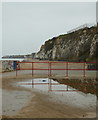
top-left (2, 69), bottom-right (96, 78)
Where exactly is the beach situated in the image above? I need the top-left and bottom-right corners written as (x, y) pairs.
top-left (1, 70), bottom-right (96, 118)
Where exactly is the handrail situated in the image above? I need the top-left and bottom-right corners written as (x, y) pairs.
top-left (16, 61), bottom-right (98, 77)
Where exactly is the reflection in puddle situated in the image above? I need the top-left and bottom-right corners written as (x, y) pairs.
top-left (16, 78), bottom-right (76, 91)
top-left (16, 78), bottom-right (96, 110)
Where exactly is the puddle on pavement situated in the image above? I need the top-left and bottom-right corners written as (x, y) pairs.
top-left (2, 78), bottom-right (96, 116)
top-left (16, 78), bottom-right (76, 91)
top-left (16, 78), bottom-right (96, 110)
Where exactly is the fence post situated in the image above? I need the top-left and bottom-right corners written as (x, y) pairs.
top-left (49, 62), bottom-right (52, 77)
top-left (16, 62), bottom-right (17, 77)
top-left (19, 62), bottom-right (20, 70)
top-left (48, 62), bottom-right (52, 91)
top-left (83, 62), bottom-right (85, 78)
top-left (32, 62), bottom-right (33, 77)
top-left (32, 62), bottom-right (34, 88)
top-left (66, 62), bottom-right (68, 77)
top-left (48, 62), bottom-right (50, 77)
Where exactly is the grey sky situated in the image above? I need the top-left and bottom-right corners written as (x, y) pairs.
top-left (97, 1), bottom-right (98, 22)
top-left (2, 2), bottom-right (96, 56)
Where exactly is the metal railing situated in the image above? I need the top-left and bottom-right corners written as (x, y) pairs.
top-left (67, 23), bottom-right (97, 34)
top-left (16, 61), bottom-right (97, 92)
top-left (16, 61), bottom-right (97, 77)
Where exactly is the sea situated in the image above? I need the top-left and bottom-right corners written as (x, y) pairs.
top-left (0, 58), bottom-right (24, 61)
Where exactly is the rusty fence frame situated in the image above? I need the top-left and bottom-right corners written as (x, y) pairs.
top-left (16, 61), bottom-right (98, 92)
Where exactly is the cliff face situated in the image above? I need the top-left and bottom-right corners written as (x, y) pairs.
top-left (35, 25), bottom-right (98, 61)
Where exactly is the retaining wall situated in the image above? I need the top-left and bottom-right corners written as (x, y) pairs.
top-left (2, 61), bottom-right (14, 72)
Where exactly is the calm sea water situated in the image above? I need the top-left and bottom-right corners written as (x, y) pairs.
top-left (1, 58), bottom-right (24, 61)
